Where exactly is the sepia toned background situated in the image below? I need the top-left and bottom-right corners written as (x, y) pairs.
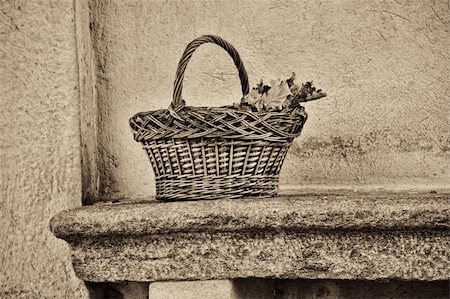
top-left (91, 0), bottom-right (449, 199)
top-left (1, 0), bottom-right (449, 297)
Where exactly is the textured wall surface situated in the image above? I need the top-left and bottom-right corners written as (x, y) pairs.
top-left (91, 0), bottom-right (449, 200)
top-left (0, 0), bottom-right (88, 297)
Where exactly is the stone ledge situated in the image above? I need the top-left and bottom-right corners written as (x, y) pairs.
top-left (50, 191), bottom-right (450, 282)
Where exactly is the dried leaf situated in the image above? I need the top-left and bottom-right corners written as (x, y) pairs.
top-left (286, 72), bottom-right (296, 88)
top-left (242, 89), bottom-right (264, 112)
top-left (262, 80), bottom-right (292, 110)
top-left (237, 72), bottom-right (327, 111)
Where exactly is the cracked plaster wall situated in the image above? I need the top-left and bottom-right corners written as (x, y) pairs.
top-left (0, 0), bottom-right (88, 298)
top-left (92, 0), bottom-right (449, 199)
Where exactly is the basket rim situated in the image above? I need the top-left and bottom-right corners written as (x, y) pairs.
top-left (132, 104), bottom-right (306, 117)
top-left (130, 105), bottom-right (307, 143)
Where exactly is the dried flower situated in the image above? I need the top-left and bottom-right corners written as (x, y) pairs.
top-left (238, 72), bottom-right (327, 112)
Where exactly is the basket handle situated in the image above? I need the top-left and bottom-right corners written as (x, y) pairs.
top-left (172, 35), bottom-right (249, 110)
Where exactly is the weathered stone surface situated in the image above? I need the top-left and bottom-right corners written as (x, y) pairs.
top-left (149, 280), bottom-right (234, 299)
top-left (51, 191), bottom-right (449, 236)
top-left (51, 191), bottom-right (450, 282)
top-left (0, 0), bottom-right (88, 297)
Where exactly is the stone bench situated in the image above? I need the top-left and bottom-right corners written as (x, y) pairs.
top-left (50, 190), bottom-right (450, 298)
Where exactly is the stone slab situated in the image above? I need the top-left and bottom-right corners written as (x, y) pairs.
top-left (51, 191), bottom-right (449, 237)
top-left (149, 280), bottom-right (234, 299)
top-left (50, 191), bottom-right (450, 282)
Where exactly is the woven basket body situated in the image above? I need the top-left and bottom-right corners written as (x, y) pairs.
top-left (130, 36), bottom-right (307, 201)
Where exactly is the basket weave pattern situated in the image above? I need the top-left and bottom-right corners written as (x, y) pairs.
top-left (130, 35), bottom-right (307, 201)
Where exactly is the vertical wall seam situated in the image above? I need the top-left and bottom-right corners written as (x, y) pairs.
top-left (74, 0), bottom-right (99, 205)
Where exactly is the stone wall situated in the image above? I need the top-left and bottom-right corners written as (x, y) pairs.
top-left (90, 0), bottom-right (449, 200)
top-left (0, 0), bottom-right (88, 297)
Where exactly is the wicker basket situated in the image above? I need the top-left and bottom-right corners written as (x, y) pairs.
top-left (130, 35), bottom-right (307, 201)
